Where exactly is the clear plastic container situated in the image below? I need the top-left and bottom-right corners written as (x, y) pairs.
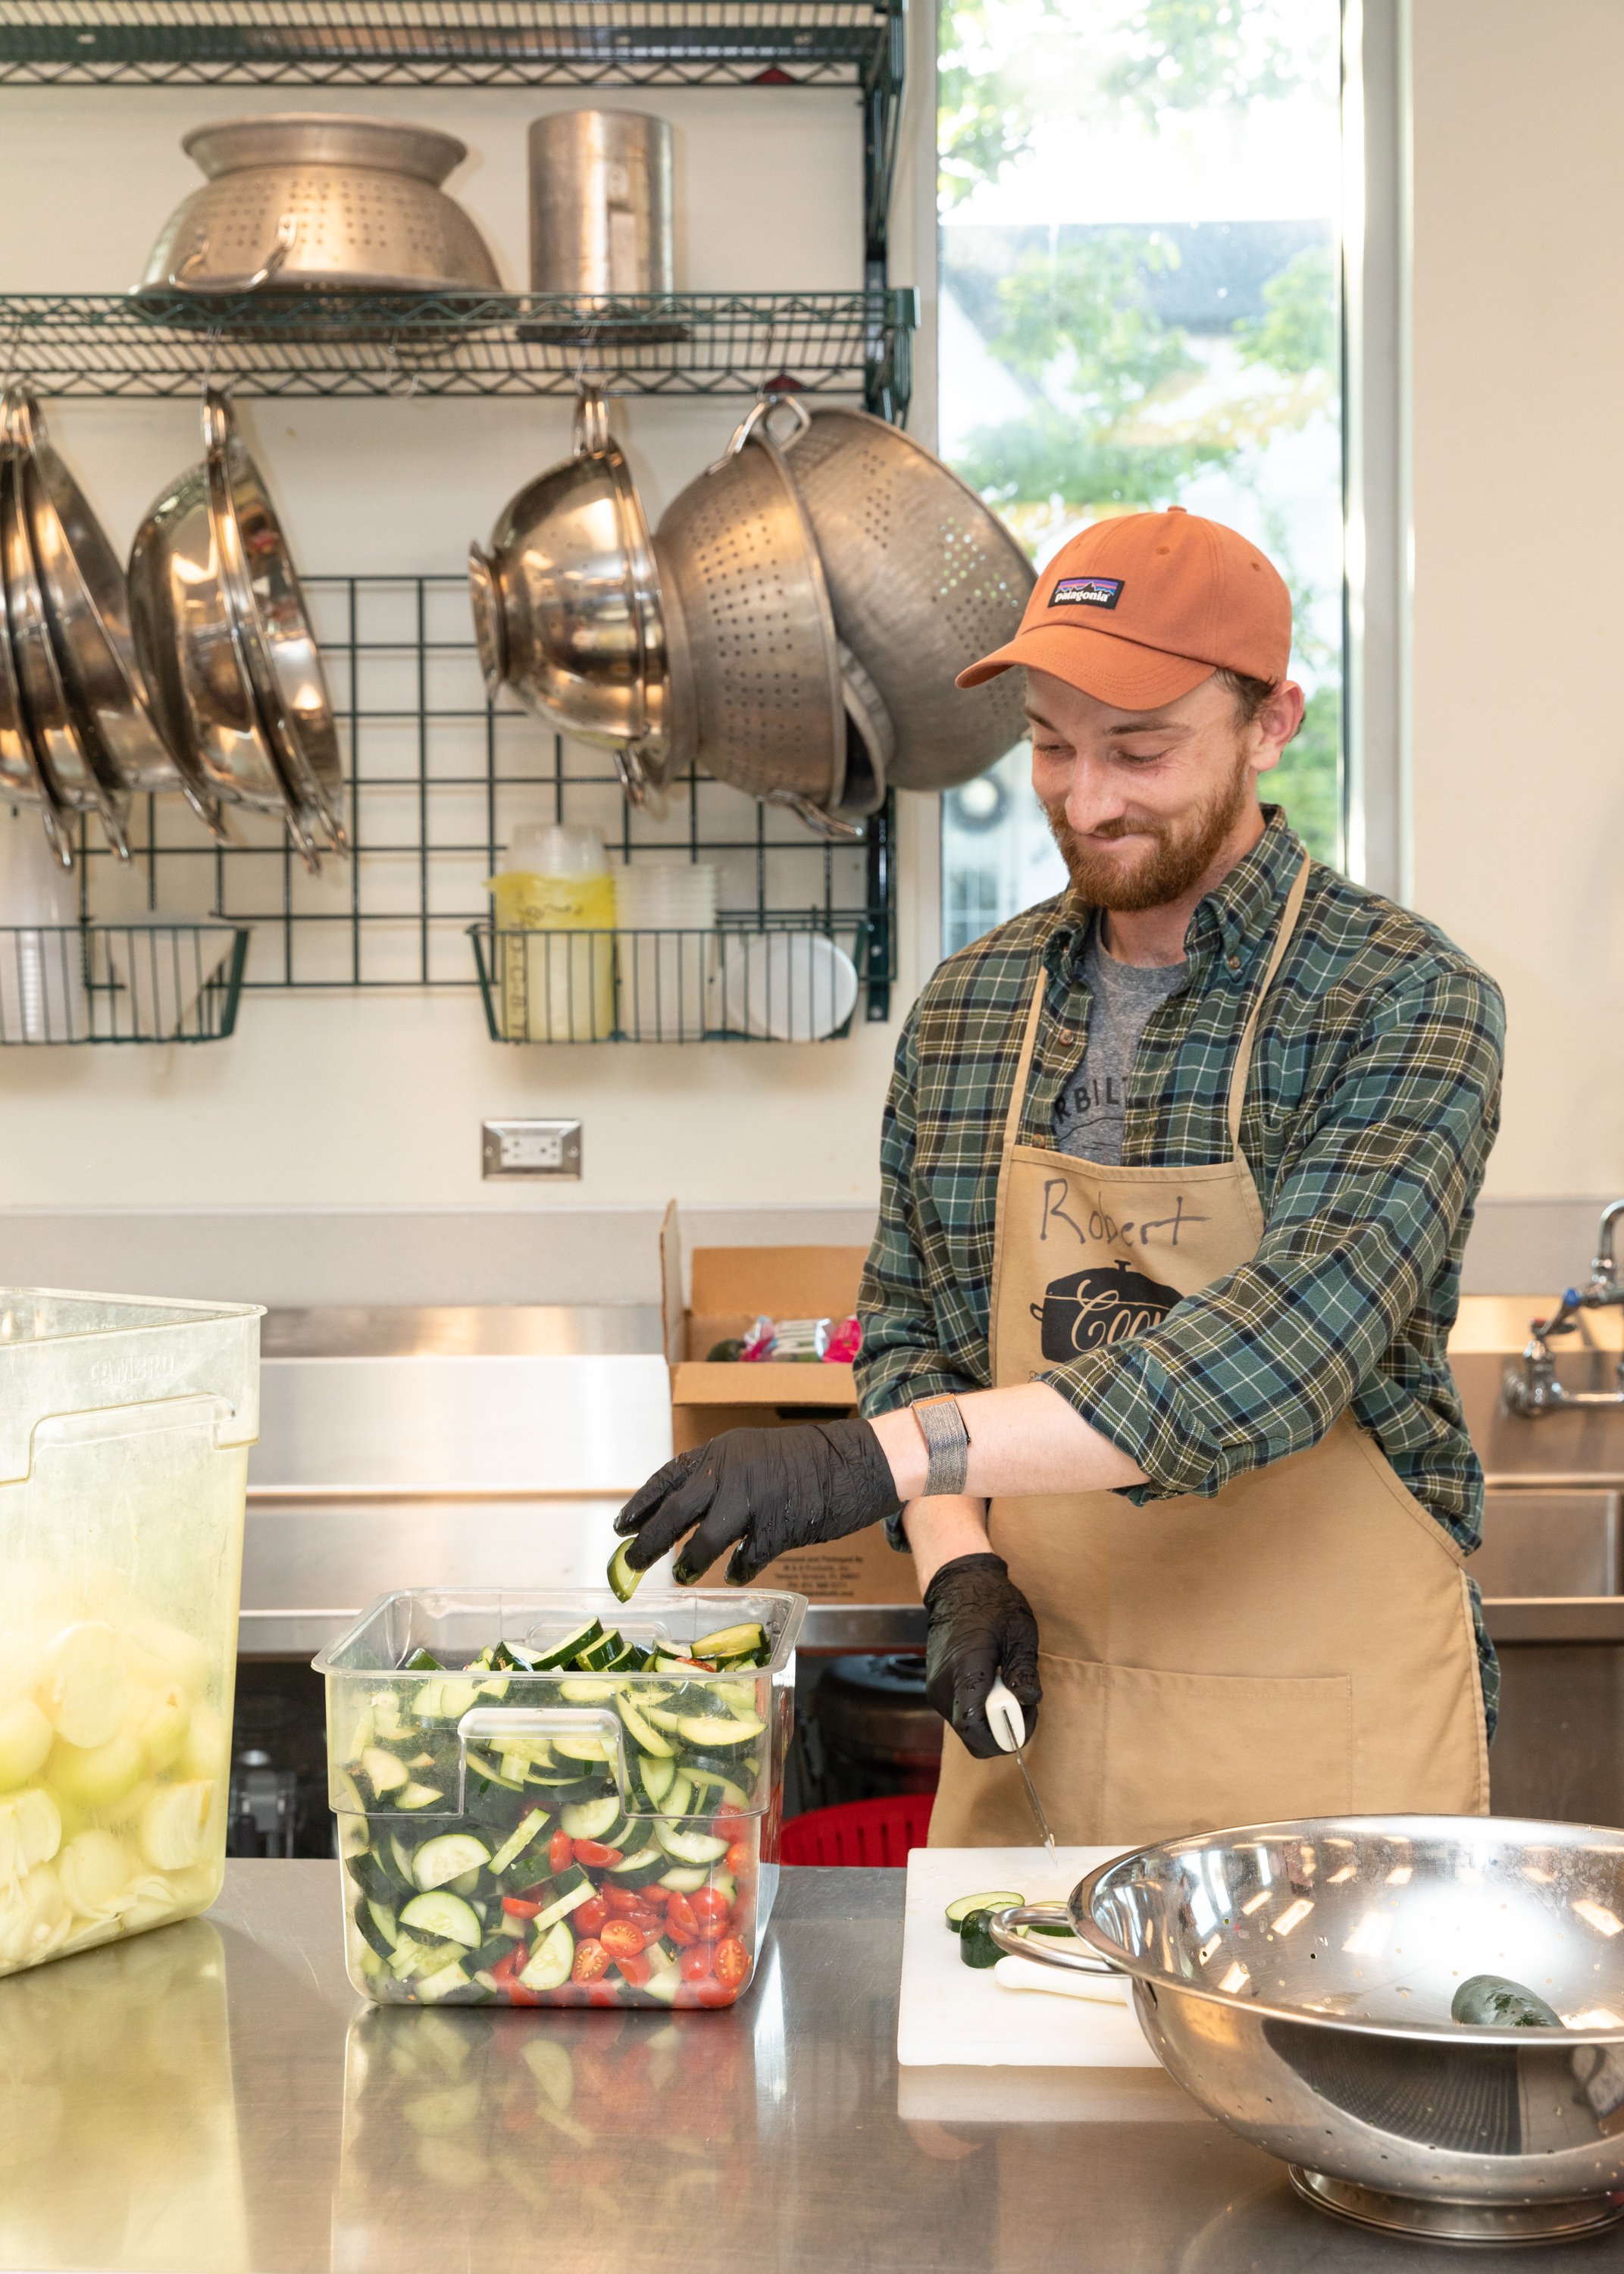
top-left (317, 1587), bottom-right (806, 2009)
top-left (0, 1289), bottom-right (261, 1977)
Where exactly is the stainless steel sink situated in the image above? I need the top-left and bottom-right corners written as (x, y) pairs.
top-left (1478, 1488), bottom-right (1623, 1598)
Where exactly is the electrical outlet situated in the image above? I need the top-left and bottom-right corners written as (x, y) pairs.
top-left (481, 1119), bottom-right (582, 1179)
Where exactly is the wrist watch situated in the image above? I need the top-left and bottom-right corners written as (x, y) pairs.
top-left (909, 1393), bottom-right (971, 1497)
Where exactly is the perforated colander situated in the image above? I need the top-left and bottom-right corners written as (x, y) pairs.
top-left (779, 403), bottom-right (1035, 790)
top-left (654, 399), bottom-right (846, 815)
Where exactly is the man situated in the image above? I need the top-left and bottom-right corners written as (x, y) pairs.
top-left (618, 508), bottom-right (1504, 1845)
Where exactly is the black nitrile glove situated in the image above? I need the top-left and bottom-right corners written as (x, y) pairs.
top-left (615, 1419), bottom-right (903, 1587)
top-left (924, 1552), bottom-right (1041, 1761)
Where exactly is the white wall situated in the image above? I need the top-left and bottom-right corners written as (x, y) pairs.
top-left (1409, 0), bottom-right (1624, 1231)
top-left (0, 62), bottom-right (937, 1232)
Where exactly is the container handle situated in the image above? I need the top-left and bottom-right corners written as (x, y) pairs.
top-left (987, 1903), bottom-right (1122, 1975)
top-left (171, 211), bottom-right (298, 295)
top-left (457, 1706), bottom-right (630, 1803)
top-left (573, 384), bottom-right (611, 458)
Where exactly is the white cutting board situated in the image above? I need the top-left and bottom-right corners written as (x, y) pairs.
top-left (897, 1846), bottom-right (1159, 2069)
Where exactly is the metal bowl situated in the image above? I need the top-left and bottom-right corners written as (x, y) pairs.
top-left (8, 387), bottom-right (224, 840)
top-left (202, 391), bottom-right (346, 851)
top-left (473, 387), bottom-right (671, 785)
top-left (127, 412), bottom-right (321, 869)
top-left (997, 1815), bottom-right (1624, 2244)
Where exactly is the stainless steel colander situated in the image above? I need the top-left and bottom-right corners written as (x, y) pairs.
top-left (654, 399), bottom-right (846, 818)
top-left (778, 402), bottom-right (1034, 791)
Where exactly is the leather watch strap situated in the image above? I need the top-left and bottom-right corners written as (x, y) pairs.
top-left (910, 1392), bottom-right (971, 1497)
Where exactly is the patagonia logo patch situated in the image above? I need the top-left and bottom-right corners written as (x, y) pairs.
top-left (1050, 574), bottom-right (1123, 610)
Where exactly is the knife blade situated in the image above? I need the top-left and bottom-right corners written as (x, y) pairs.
top-left (985, 1675), bottom-right (1056, 1866)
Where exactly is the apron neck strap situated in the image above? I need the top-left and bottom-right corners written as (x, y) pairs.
top-left (1003, 965), bottom-right (1050, 1153)
top-left (1226, 854), bottom-right (1310, 1148)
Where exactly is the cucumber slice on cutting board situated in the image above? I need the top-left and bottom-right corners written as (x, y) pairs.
top-left (945, 1890), bottom-right (1024, 1936)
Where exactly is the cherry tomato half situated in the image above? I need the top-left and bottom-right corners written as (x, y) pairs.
top-left (588, 1980), bottom-right (623, 2006)
top-left (666, 1893), bottom-right (699, 1939)
top-left (504, 1982), bottom-right (544, 2007)
top-left (713, 1936), bottom-right (750, 1989)
top-left (572, 1937), bottom-right (612, 1984)
top-left (690, 1887), bottom-right (731, 1935)
top-left (679, 1943), bottom-right (715, 1982)
top-left (599, 1918), bottom-right (652, 1960)
top-left (573, 1840), bottom-right (624, 1868)
top-left (614, 1950), bottom-right (652, 1987)
top-left (725, 1842), bottom-right (752, 1877)
top-left (605, 1887), bottom-right (659, 1919)
top-left (693, 1979), bottom-right (734, 2007)
top-left (572, 1895), bottom-right (609, 1938)
top-left (501, 1895), bottom-right (542, 1919)
top-left (663, 1916), bottom-right (698, 1949)
top-left (548, 1828), bottom-right (574, 1876)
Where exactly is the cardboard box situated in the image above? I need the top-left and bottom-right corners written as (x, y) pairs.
top-left (660, 1204), bottom-right (921, 1607)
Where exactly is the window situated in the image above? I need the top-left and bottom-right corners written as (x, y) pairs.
top-left (939, 0), bottom-right (1344, 957)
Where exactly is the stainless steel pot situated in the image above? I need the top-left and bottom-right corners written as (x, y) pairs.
top-left (134, 114), bottom-right (501, 295)
top-left (0, 450), bottom-right (73, 867)
top-left (528, 110), bottom-right (674, 299)
top-left (8, 388), bottom-right (224, 841)
top-left (778, 402), bottom-right (1034, 791)
top-left (993, 1815), bottom-right (1624, 2244)
top-left (471, 386), bottom-right (671, 791)
top-left (655, 399), bottom-right (847, 821)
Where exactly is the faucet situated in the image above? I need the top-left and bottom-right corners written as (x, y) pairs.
top-left (1503, 1200), bottom-right (1624, 1416)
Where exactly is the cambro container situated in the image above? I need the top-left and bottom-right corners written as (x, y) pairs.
top-left (318, 1586), bottom-right (806, 2008)
top-left (0, 1288), bottom-right (261, 1977)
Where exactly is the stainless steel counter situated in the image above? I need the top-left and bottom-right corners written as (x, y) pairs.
top-left (0, 1862), bottom-right (1588, 2274)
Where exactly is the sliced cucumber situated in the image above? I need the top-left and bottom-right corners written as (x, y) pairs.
top-left (434, 1678), bottom-right (481, 1720)
top-left (674, 1714), bottom-right (765, 1754)
top-left (417, 1958), bottom-right (474, 2003)
top-left (400, 1890), bottom-right (484, 1950)
top-left (607, 1539), bottom-right (646, 1604)
top-left (636, 1752), bottom-right (677, 1808)
top-left (690, 1623), bottom-right (767, 1661)
top-left (559, 1793), bottom-right (624, 1843)
top-left (682, 1766), bottom-right (750, 1812)
top-left (361, 1746), bottom-right (409, 1797)
top-left (642, 1703), bottom-right (686, 1735)
top-left (945, 1890), bottom-right (1024, 1935)
top-left (551, 1734), bottom-right (611, 1765)
top-left (413, 1834), bottom-right (493, 1893)
top-left (656, 1821), bottom-right (729, 1865)
top-left (531, 1620), bottom-right (602, 1671)
top-left (487, 1809), bottom-right (552, 1880)
top-left (390, 1832), bottom-right (419, 1884)
top-left (657, 1865), bottom-right (710, 1892)
top-left (662, 1771), bottom-right (694, 1820)
top-left (403, 1647), bottom-right (444, 1672)
top-left (615, 1692), bottom-right (675, 1759)
top-left (606, 1844), bottom-right (667, 1889)
top-left (533, 1875), bottom-right (597, 1934)
top-left (519, 1918), bottom-right (576, 1991)
top-left (557, 1677), bottom-right (615, 1704)
top-left (396, 1782), bottom-right (446, 1811)
top-left (354, 1898), bottom-right (398, 1959)
top-left (575, 1630), bottom-right (622, 1672)
top-left (709, 1680), bottom-right (762, 1715)
top-left (466, 1748), bottom-right (524, 1788)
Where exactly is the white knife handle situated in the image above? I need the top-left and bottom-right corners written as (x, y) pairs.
top-left (985, 1676), bottom-right (1025, 1754)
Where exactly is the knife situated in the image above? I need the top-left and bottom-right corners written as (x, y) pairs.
top-left (985, 1676), bottom-right (1057, 1866)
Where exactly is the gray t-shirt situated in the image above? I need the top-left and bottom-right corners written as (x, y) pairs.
top-left (1053, 920), bottom-right (1187, 1164)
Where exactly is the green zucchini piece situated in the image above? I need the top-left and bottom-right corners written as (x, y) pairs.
top-left (606, 1844), bottom-right (668, 1889)
top-left (681, 1766), bottom-right (751, 1812)
top-left (413, 1834), bottom-right (492, 1893)
top-left (690, 1622), bottom-right (767, 1661)
top-left (607, 1539), bottom-right (646, 1604)
top-left (519, 1918), bottom-right (576, 1991)
top-left (353, 1898), bottom-right (398, 1959)
top-left (403, 1648), bottom-right (443, 1672)
top-left (655, 1820), bottom-right (729, 1866)
top-left (946, 1890), bottom-right (1024, 1936)
top-left (551, 1734), bottom-right (612, 1765)
top-left (959, 1910), bottom-right (1003, 1969)
top-left (616, 1692), bottom-right (675, 1759)
top-left (531, 1619), bottom-right (602, 1671)
top-left (1451, 1974), bottom-right (1563, 2028)
top-left (637, 1752), bottom-right (677, 1808)
top-left (395, 1782), bottom-right (446, 1812)
top-left (657, 1865), bottom-right (710, 1892)
top-left (416, 1958), bottom-right (475, 2003)
top-left (674, 1713), bottom-right (765, 1753)
top-left (559, 1793), bottom-right (626, 1843)
top-left (487, 1808), bottom-right (552, 1880)
top-left (532, 1876), bottom-right (597, 1934)
top-left (575, 1630), bottom-right (622, 1672)
top-left (400, 1890), bottom-right (484, 1950)
top-left (557, 1677), bottom-right (615, 1704)
top-left (360, 1746), bottom-right (409, 1798)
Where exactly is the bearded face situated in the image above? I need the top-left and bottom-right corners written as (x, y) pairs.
top-left (1041, 735), bottom-right (1256, 912)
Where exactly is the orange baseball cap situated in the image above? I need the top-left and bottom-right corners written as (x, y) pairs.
top-left (957, 507), bottom-right (1292, 709)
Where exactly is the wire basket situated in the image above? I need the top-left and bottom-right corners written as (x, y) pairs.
top-left (471, 914), bottom-right (869, 1042)
top-left (0, 923), bottom-right (250, 1044)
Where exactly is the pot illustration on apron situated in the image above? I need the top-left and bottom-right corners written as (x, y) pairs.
top-left (929, 858), bottom-right (1490, 1850)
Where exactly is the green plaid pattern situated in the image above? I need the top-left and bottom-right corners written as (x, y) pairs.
top-left (856, 810), bottom-right (1505, 1734)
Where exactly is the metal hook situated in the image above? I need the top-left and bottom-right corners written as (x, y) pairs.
top-left (382, 337), bottom-right (421, 401)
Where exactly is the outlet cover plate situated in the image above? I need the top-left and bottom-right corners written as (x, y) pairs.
top-left (481, 1119), bottom-right (582, 1179)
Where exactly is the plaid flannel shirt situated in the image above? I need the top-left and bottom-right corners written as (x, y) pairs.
top-left (855, 811), bottom-right (1506, 1732)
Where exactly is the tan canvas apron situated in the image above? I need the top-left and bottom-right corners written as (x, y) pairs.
top-left (929, 858), bottom-right (1488, 1849)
